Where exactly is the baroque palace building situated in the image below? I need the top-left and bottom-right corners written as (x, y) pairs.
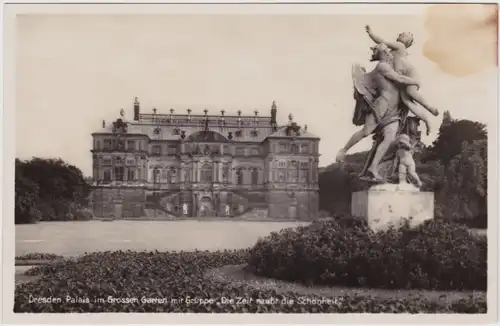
top-left (91, 98), bottom-right (320, 219)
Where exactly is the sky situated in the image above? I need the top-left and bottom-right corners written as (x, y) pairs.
top-left (14, 4), bottom-right (498, 176)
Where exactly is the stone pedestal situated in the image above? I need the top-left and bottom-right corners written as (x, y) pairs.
top-left (351, 183), bottom-right (434, 232)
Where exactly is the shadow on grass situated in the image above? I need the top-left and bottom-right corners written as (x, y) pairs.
top-left (205, 264), bottom-right (486, 305)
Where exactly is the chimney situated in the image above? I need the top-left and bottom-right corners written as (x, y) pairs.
top-left (133, 97), bottom-right (140, 121)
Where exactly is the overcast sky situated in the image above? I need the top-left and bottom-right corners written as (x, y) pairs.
top-left (15, 4), bottom-right (498, 176)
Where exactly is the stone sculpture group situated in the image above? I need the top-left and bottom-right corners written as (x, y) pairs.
top-left (337, 25), bottom-right (439, 187)
top-left (338, 26), bottom-right (439, 231)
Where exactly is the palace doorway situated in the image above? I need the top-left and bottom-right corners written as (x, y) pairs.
top-left (198, 196), bottom-right (214, 217)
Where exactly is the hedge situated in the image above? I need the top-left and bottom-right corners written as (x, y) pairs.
top-left (247, 217), bottom-right (487, 291)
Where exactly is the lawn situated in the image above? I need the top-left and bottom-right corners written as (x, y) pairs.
top-left (15, 220), bottom-right (308, 257)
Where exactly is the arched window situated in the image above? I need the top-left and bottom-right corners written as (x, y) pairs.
top-left (278, 171), bottom-right (285, 182)
top-left (183, 168), bottom-right (191, 183)
top-left (127, 168), bottom-right (136, 181)
top-left (251, 168), bottom-right (258, 185)
top-left (236, 168), bottom-right (244, 185)
top-left (168, 167), bottom-right (177, 183)
top-left (200, 163), bottom-right (213, 183)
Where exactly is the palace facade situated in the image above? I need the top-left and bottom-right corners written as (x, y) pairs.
top-left (90, 98), bottom-right (320, 219)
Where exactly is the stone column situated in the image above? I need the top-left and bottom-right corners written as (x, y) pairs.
top-left (180, 163), bottom-right (185, 183)
top-left (180, 141), bottom-right (185, 155)
top-left (308, 158), bottom-right (313, 184)
top-left (268, 159), bottom-right (273, 183)
top-left (217, 162), bottom-right (223, 183)
top-left (195, 161), bottom-right (200, 182)
top-left (213, 161), bottom-right (218, 182)
top-left (314, 158), bottom-right (319, 184)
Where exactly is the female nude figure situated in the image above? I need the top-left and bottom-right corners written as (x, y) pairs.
top-left (365, 25), bottom-right (440, 135)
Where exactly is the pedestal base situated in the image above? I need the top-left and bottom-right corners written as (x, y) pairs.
top-left (351, 183), bottom-right (434, 232)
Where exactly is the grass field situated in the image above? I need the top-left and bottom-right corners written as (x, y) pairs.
top-left (15, 220), bottom-right (308, 257)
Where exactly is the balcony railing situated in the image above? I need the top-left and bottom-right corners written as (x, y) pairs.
top-left (92, 180), bottom-right (148, 187)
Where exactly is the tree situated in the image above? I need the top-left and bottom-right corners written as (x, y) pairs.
top-left (15, 157), bottom-right (91, 223)
top-left (440, 140), bottom-right (487, 227)
top-left (319, 162), bottom-right (365, 216)
top-left (15, 159), bottom-right (42, 224)
top-left (442, 110), bottom-right (453, 127)
top-left (425, 118), bottom-right (487, 166)
top-left (20, 157), bottom-right (90, 207)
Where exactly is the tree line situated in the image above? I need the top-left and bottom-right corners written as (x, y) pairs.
top-left (319, 111), bottom-right (488, 228)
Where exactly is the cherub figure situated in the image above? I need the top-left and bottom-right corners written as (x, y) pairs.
top-left (365, 25), bottom-right (440, 135)
top-left (395, 134), bottom-right (422, 188)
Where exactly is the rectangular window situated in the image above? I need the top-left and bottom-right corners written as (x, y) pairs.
top-left (299, 170), bottom-right (308, 183)
top-left (114, 166), bottom-right (124, 181)
top-left (222, 164), bottom-right (229, 182)
top-left (152, 145), bottom-right (161, 156)
top-left (235, 147), bottom-right (245, 156)
top-left (153, 169), bottom-right (161, 183)
top-left (104, 139), bottom-right (112, 150)
top-left (251, 169), bottom-right (259, 185)
top-left (103, 158), bottom-right (112, 166)
top-left (167, 145), bottom-right (177, 155)
top-left (103, 170), bottom-right (111, 182)
top-left (126, 158), bottom-right (135, 165)
top-left (127, 140), bottom-right (135, 150)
